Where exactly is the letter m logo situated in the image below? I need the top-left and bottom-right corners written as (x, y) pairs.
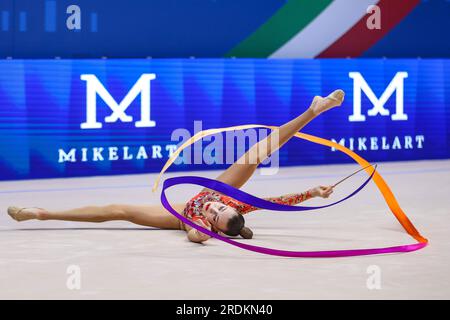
top-left (349, 72), bottom-right (408, 122)
top-left (80, 74), bottom-right (156, 129)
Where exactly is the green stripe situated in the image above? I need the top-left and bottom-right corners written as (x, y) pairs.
top-left (226, 0), bottom-right (333, 58)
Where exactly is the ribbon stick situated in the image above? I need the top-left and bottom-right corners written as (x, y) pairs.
top-left (332, 164), bottom-right (377, 188)
top-left (154, 124), bottom-right (428, 257)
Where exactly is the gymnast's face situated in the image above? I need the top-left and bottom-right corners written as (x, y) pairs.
top-left (203, 201), bottom-right (237, 232)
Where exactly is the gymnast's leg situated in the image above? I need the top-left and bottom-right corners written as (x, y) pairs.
top-left (213, 90), bottom-right (344, 189)
top-left (7, 204), bottom-right (185, 229)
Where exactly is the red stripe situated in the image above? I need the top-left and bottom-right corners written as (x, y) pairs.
top-left (317, 0), bottom-right (420, 58)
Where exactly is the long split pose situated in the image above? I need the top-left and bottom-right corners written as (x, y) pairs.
top-left (8, 90), bottom-right (344, 243)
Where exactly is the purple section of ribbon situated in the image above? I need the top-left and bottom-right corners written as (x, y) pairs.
top-left (159, 168), bottom-right (425, 257)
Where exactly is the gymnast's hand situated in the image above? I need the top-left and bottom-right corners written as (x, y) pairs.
top-left (310, 185), bottom-right (334, 198)
top-left (187, 219), bottom-right (212, 243)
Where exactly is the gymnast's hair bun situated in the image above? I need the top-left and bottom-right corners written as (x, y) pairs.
top-left (239, 226), bottom-right (253, 239)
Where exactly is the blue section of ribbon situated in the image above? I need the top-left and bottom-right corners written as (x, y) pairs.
top-left (162, 166), bottom-right (376, 212)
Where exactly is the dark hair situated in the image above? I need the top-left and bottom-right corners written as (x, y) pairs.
top-left (224, 213), bottom-right (253, 239)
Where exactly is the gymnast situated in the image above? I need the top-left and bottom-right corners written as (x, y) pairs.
top-left (7, 89), bottom-right (344, 244)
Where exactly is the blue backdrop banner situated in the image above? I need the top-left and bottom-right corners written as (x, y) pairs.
top-left (0, 58), bottom-right (449, 181)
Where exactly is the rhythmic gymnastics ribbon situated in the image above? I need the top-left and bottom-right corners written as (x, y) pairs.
top-left (154, 124), bottom-right (428, 258)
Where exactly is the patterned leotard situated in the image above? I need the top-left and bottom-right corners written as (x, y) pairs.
top-left (181, 189), bottom-right (312, 231)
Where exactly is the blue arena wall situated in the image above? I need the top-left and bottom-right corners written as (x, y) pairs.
top-left (1, 0), bottom-right (449, 59)
top-left (0, 58), bottom-right (449, 180)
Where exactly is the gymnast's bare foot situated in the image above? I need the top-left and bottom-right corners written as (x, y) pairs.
top-left (7, 206), bottom-right (46, 221)
top-left (309, 89), bottom-right (345, 116)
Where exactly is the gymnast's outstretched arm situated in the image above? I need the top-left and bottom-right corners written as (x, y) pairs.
top-left (207, 90), bottom-right (344, 191)
top-left (236, 187), bottom-right (333, 214)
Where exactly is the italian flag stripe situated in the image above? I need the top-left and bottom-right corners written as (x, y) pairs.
top-left (225, 0), bottom-right (333, 58)
top-left (270, 0), bottom-right (376, 58)
top-left (317, 0), bottom-right (420, 57)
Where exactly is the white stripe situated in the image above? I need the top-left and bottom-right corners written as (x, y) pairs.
top-left (270, 0), bottom-right (377, 58)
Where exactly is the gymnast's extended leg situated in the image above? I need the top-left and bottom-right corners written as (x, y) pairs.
top-left (212, 90), bottom-right (344, 189)
top-left (7, 203), bottom-right (187, 229)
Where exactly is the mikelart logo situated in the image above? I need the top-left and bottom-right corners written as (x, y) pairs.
top-left (331, 71), bottom-right (424, 153)
top-left (349, 71), bottom-right (408, 122)
top-left (80, 74), bottom-right (157, 129)
top-left (59, 73), bottom-right (177, 164)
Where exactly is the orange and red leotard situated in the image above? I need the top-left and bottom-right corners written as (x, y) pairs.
top-left (182, 190), bottom-right (312, 231)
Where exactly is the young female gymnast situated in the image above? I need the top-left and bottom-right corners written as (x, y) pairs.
top-left (7, 90), bottom-right (344, 243)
